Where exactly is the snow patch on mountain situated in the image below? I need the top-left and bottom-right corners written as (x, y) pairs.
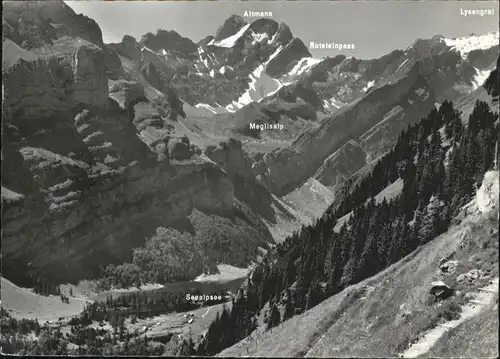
top-left (281, 57), bottom-right (323, 85)
top-left (208, 24), bottom-right (251, 48)
top-left (362, 80), bottom-right (375, 93)
top-left (201, 56), bottom-right (209, 69)
top-left (223, 46), bottom-right (287, 111)
top-left (184, 103), bottom-right (229, 117)
top-left (226, 64), bottom-right (283, 111)
top-left (141, 46), bottom-right (158, 55)
top-left (265, 45), bottom-right (284, 65)
top-left (443, 31), bottom-right (499, 59)
top-left (472, 68), bottom-right (492, 90)
top-left (252, 31), bottom-right (269, 45)
top-left (195, 103), bottom-right (227, 114)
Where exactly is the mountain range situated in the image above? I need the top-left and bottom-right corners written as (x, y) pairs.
top-left (2, 1), bottom-right (500, 357)
top-left (1, 0), bottom-right (498, 288)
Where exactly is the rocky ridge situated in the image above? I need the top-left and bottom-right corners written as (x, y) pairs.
top-left (253, 41), bottom-right (499, 195)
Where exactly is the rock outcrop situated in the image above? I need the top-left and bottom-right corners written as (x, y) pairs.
top-left (2, 82), bottom-right (235, 283)
top-left (266, 38), bottom-right (311, 78)
top-left (429, 281), bottom-right (454, 301)
top-left (214, 15), bottom-right (246, 42)
top-left (71, 44), bottom-right (110, 106)
top-left (109, 80), bottom-right (146, 110)
top-left (439, 260), bottom-right (460, 275)
top-left (456, 269), bottom-right (485, 284)
top-left (140, 29), bottom-right (197, 59)
top-left (207, 139), bottom-right (277, 223)
top-left (168, 137), bottom-right (194, 161)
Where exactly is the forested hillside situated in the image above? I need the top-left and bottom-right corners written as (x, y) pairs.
top-left (191, 67), bottom-right (500, 356)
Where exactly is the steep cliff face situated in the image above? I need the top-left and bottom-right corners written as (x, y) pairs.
top-left (108, 80), bottom-right (146, 110)
top-left (3, 1), bottom-right (104, 47)
top-left (265, 38), bottom-right (311, 78)
top-left (2, 61), bottom-right (235, 281)
top-left (3, 42), bottom-right (109, 121)
top-left (207, 139), bottom-right (279, 224)
top-left (2, 155), bottom-right (234, 283)
top-left (2, 88), bottom-right (237, 282)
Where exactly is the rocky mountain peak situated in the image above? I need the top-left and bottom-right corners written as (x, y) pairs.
top-left (273, 21), bottom-right (294, 45)
top-left (140, 29), bottom-right (197, 56)
top-left (214, 15), bottom-right (247, 41)
top-left (407, 36), bottom-right (450, 60)
top-left (122, 34), bottom-right (138, 44)
top-left (197, 35), bottom-right (214, 47)
top-left (248, 18), bottom-right (280, 38)
top-left (3, 0), bottom-right (104, 49)
top-left (266, 37), bottom-right (312, 78)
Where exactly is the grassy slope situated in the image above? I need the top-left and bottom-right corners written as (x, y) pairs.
top-left (217, 175), bottom-right (499, 358)
top-left (374, 178), bottom-right (403, 204)
top-left (427, 302), bottom-right (499, 358)
top-left (0, 277), bottom-right (89, 324)
top-left (282, 178), bottom-right (335, 224)
top-left (2, 38), bottom-right (38, 69)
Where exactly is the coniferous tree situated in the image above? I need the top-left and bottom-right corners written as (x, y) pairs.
top-left (266, 304), bottom-right (281, 330)
top-left (419, 195), bottom-right (445, 244)
top-left (283, 288), bottom-right (294, 321)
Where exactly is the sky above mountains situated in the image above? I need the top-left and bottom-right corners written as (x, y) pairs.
top-left (66, 1), bottom-right (499, 59)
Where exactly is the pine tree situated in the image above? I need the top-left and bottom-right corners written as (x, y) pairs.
top-left (266, 304), bottom-right (281, 330)
top-left (283, 288), bottom-right (294, 321)
top-left (419, 194), bottom-right (445, 244)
